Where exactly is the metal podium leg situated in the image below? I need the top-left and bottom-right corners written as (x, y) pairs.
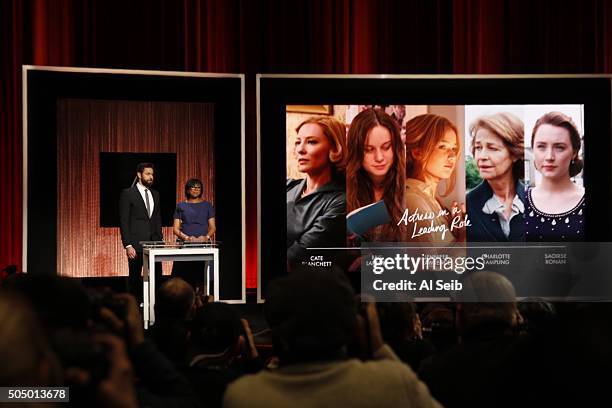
top-left (214, 250), bottom-right (219, 301)
top-left (205, 261), bottom-right (210, 296)
top-left (143, 252), bottom-right (149, 329)
top-left (149, 254), bottom-right (156, 325)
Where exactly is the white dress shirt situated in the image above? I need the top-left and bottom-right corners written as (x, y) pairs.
top-left (136, 182), bottom-right (154, 217)
top-left (482, 194), bottom-right (524, 238)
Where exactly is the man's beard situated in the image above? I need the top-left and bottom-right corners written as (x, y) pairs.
top-left (141, 178), bottom-right (153, 187)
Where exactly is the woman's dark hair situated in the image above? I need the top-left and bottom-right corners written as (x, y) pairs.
top-left (346, 108), bottom-right (405, 241)
top-left (184, 178), bottom-right (204, 198)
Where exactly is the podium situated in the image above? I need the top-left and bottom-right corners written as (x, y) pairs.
top-left (142, 243), bottom-right (219, 329)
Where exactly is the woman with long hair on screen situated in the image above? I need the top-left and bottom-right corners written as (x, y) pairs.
top-left (346, 108), bottom-right (405, 242)
top-left (525, 111), bottom-right (585, 241)
top-left (466, 112), bottom-right (525, 242)
top-left (286, 116), bottom-right (347, 268)
top-left (404, 114), bottom-right (465, 242)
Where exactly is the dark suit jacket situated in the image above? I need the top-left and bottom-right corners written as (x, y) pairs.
top-left (466, 180), bottom-right (525, 242)
top-left (119, 185), bottom-right (163, 251)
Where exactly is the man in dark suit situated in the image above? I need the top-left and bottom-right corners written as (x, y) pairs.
top-left (119, 162), bottom-right (163, 300)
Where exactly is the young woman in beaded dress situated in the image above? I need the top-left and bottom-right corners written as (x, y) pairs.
top-left (525, 112), bottom-right (585, 241)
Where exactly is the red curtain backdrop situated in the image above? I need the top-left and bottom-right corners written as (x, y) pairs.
top-left (3, 0), bottom-right (612, 287)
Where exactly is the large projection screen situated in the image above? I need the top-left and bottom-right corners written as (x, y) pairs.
top-left (257, 74), bottom-right (612, 302)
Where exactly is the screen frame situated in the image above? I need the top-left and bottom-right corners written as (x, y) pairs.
top-left (257, 73), bottom-right (612, 302)
top-left (23, 65), bottom-right (246, 303)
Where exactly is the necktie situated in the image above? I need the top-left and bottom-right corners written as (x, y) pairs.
top-left (144, 189), bottom-right (151, 218)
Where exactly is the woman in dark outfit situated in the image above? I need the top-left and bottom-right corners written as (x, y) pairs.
top-left (286, 116), bottom-right (347, 269)
top-left (466, 112), bottom-right (526, 242)
top-left (525, 112), bottom-right (585, 241)
top-left (172, 178), bottom-right (216, 290)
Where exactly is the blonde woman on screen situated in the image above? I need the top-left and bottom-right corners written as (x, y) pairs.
top-left (286, 116), bottom-right (347, 267)
top-left (466, 112), bottom-right (525, 242)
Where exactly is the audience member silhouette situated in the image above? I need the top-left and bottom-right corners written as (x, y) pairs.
top-left (418, 271), bottom-right (522, 408)
top-left (186, 302), bottom-right (261, 408)
top-left (147, 278), bottom-right (196, 367)
top-left (224, 267), bottom-right (441, 408)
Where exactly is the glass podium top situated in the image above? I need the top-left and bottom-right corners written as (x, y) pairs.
top-left (140, 241), bottom-right (220, 248)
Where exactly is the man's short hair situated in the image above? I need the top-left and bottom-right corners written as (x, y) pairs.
top-left (136, 162), bottom-right (155, 173)
top-left (377, 302), bottom-right (418, 342)
top-left (456, 271), bottom-right (518, 332)
top-left (155, 278), bottom-right (195, 320)
top-left (264, 267), bottom-right (357, 358)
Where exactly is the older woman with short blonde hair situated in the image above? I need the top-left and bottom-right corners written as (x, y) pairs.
top-left (466, 112), bottom-right (526, 242)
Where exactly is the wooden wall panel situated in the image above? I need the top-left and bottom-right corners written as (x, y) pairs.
top-left (57, 99), bottom-right (215, 277)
